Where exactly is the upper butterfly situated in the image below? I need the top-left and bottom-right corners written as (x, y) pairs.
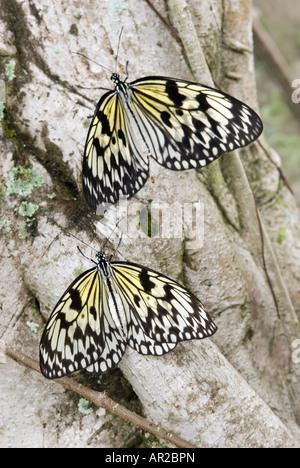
top-left (82, 75), bottom-right (263, 210)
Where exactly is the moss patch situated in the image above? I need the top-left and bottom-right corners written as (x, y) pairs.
top-left (277, 227), bottom-right (287, 244)
top-left (6, 166), bottom-right (43, 196)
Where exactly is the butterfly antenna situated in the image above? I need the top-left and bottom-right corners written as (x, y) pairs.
top-left (124, 60), bottom-right (129, 81)
top-left (114, 27), bottom-right (124, 74)
top-left (72, 51), bottom-right (113, 74)
top-left (97, 215), bottom-right (125, 253)
top-left (77, 246), bottom-right (98, 264)
top-left (100, 223), bottom-right (120, 252)
top-left (77, 246), bottom-right (90, 260)
top-left (113, 232), bottom-right (123, 256)
top-left (62, 230), bottom-right (98, 256)
top-left (73, 234), bottom-right (98, 253)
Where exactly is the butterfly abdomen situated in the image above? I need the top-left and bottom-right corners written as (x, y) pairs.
top-left (98, 257), bottom-right (127, 333)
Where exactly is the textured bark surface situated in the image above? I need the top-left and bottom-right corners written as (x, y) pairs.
top-left (0, 0), bottom-right (300, 448)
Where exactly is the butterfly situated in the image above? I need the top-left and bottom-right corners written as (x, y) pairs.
top-left (82, 74), bottom-right (263, 210)
top-left (39, 250), bottom-right (217, 378)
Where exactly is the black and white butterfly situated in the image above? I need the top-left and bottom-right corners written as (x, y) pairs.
top-left (40, 250), bottom-right (217, 379)
top-left (82, 75), bottom-right (263, 210)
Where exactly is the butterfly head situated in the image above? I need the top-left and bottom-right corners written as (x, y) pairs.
top-left (95, 251), bottom-right (113, 278)
top-left (96, 251), bottom-right (108, 263)
top-left (110, 73), bottom-right (121, 85)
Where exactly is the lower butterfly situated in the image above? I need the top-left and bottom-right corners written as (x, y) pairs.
top-left (82, 75), bottom-right (263, 210)
top-left (40, 251), bottom-right (217, 378)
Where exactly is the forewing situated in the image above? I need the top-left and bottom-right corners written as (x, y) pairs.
top-left (110, 262), bottom-right (217, 356)
top-left (39, 268), bottom-right (126, 378)
top-left (82, 90), bottom-right (149, 209)
top-left (129, 77), bottom-right (263, 170)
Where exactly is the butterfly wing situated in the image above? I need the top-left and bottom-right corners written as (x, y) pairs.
top-left (129, 76), bottom-right (263, 170)
top-left (110, 262), bottom-right (217, 355)
top-left (82, 89), bottom-right (149, 210)
top-left (39, 268), bottom-right (126, 378)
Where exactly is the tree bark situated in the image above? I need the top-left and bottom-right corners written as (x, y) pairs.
top-left (0, 0), bottom-right (300, 448)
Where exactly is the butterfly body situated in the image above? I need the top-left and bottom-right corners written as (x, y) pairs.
top-left (82, 75), bottom-right (263, 209)
top-left (40, 251), bottom-right (217, 379)
top-left (94, 251), bottom-right (126, 332)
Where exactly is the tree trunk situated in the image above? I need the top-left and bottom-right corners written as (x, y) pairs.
top-left (0, 0), bottom-right (300, 448)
